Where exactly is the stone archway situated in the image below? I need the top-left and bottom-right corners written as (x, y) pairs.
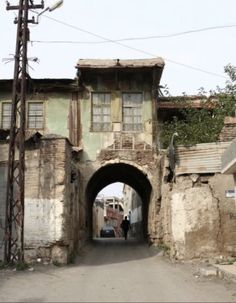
top-left (85, 162), bottom-right (152, 240)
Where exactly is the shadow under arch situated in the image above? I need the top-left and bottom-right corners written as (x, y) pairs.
top-left (85, 162), bottom-right (152, 240)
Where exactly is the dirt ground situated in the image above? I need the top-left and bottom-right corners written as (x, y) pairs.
top-left (0, 238), bottom-right (236, 302)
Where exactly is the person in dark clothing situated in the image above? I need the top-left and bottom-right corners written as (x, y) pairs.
top-left (120, 216), bottom-right (131, 240)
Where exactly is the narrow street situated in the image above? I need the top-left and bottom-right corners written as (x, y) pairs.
top-left (0, 239), bottom-right (235, 302)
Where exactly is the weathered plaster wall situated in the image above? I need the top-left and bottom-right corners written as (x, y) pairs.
top-left (79, 73), bottom-right (154, 162)
top-left (93, 203), bottom-right (104, 238)
top-left (45, 95), bottom-right (70, 137)
top-left (0, 93), bottom-right (70, 137)
top-left (79, 98), bottom-right (153, 161)
top-left (160, 171), bottom-right (236, 260)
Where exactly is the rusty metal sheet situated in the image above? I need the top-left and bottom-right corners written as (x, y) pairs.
top-left (175, 142), bottom-right (231, 175)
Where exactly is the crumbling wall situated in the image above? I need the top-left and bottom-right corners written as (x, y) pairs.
top-left (161, 171), bottom-right (236, 260)
top-left (0, 138), bottom-right (79, 264)
top-left (24, 137), bottom-right (79, 264)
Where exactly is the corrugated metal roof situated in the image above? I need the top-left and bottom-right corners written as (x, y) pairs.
top-left (175, 142), bottom-right (231, 175)
top-left (77, 58), bottom-right (164, 69)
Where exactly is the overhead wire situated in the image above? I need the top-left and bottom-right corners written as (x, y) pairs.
top-left (32, 23), bottom-right (236, 44)
top-left (30, 12), bottom-right (228, 79)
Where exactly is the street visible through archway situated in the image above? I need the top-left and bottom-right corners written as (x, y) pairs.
top-left (93, 182), bottom-right (143, 240)
top-left (86, 163), bottom-right (152, 240)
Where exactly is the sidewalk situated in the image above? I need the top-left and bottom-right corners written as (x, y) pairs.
top-left (214, 263), bottom-right (236, 283)
top-left (196, 260), bottom-right (236, 284)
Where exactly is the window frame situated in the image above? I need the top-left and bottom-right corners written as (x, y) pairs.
top-left (27, 101), bottom-right (44, 130)
top-left (91, 92), bottom-right (112, 132)
top-left (1, 102), bottom-right (12, 129)
top-left (122, 92), bottom-right (143, 132)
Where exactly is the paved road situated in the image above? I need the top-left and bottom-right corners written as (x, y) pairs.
top-left (0, 238), bottom-right (236, 302)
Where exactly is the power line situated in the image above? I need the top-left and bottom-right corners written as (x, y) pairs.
top-left (30, 12), bottom-right (228, 80)
top-left (32, 23), bottom-right (236, 44)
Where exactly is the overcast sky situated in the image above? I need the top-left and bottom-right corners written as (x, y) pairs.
top-left (98, 182), bottom-right (124, 199)
top-left (1, 0), bottom-right (236, 97)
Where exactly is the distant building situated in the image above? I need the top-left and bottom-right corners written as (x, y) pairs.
top-left (104, 196), bottom-right (124, 213)
top-left (104, 196), bottom-right (124, 237)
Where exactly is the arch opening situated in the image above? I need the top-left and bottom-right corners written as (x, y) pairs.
top-left (85, 163), bottom-right (152, 241)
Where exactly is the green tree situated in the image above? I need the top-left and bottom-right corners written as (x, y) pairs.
top-left (160, 65), bottom-right (236, 148)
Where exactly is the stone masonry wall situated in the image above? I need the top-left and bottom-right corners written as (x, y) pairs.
top-left (0, 138), bottom-right (78, 264)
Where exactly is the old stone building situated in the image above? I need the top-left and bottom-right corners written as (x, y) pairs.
top-left (0, 57), bottom-right (236, 263)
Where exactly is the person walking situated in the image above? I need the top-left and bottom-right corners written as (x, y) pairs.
top-left (121, 216), bottom-right (131, 240)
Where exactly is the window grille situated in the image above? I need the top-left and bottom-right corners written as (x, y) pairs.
top-left (92, 93), bottom-right (111, 131)
top-left (122, 93), bottom-right (143, 131)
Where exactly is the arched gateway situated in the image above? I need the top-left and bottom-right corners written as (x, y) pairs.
top-left (0, 57), bottom-right (165, 264)
top-left (85, 162), bottom-right (152, 239)
top-left (1, 56), bottom-right (235, 264)
top-left (75, 57), bottom-right (165, 247)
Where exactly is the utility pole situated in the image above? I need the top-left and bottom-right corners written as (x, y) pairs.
top-left (4, 0), bottom-right (44, 264)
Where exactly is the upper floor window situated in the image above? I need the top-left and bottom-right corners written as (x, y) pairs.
top-left (1, 102), bottom-right (12, 129)
top-left (122, 93), bottom-right (143, 131)
top-left (27, 102), bottom-right (44, 129)
top-left (92, 93), bottom-right (111, 131)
